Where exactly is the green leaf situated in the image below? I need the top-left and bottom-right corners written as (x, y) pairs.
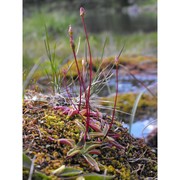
top-left (75, 119), bottom-right (86, 132)
top-left (80, 173), bottom-right (114, 180)
top-left (53, 166), bottom-right (83, 177)
top-left (84, 143), bottom-right (101, 153)
top-left (34, 171), bottom-right (51, 180)
top-left (82, 154), bottom-right (100, 172)
top-left (89, 132), bottom-right (104, 138)
top-left (52, 165), bottom-right (65, 175)
top-left (23, 153), bottom-right (32, 169)
top-left (67, 149), bottom-right (81, 158)
top-left (102, 124), bottom-right (109, 136)
top-left (23, 153), bottom-right (51, 180)
top-left (129, 88), bottom-right (147, 134)
top-left (60, 167), bottom-right (83, 177)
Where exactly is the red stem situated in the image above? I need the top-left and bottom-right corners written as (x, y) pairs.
top-left (81, 14), bottom-right (93, 141)
top-left (69, 25), bottom-right (87, 111)
top-left (72, 50), bottom-right (86, 93)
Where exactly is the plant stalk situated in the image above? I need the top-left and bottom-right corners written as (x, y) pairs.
top-left (80, 7), bottom-right (93, 140)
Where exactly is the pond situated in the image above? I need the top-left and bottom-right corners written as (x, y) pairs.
top-left (101, 73), bottom-right (157, 95)
top-left (123, 118), bottom-right (157, 138)
top-left (85, 7), bottom-right (157, 34)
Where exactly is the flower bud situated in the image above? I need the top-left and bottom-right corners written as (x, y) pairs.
top-left (114, 56), bottom-right (119, 65)
top-left (70, 39), bottom-right (75, 50)
top-left (68, 25), bottom-right (73, 36)
top-left (80, 7), bottom-right (85, 17)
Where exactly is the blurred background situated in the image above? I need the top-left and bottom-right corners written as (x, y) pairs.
top-left (23, 0), bottom-right (157, 75)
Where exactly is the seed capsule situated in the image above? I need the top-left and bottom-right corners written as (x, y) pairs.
top-left (80, 7), bottom-right (85, 17)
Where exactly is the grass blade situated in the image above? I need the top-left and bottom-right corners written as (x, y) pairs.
top-left (129, 89), bottom-right (146, 134)
top-left (23, 56), bottom-right (45, 93)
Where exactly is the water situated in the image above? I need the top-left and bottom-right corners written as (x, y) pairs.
top-left (123, 118), bottom-right (157, 138)
top-left (86, 9), bottom-right (157, 34)
top-left (98, 72), bottom-right (157, 97)
top-left (109, 73), bottom-right (157, 94)
top-left (86, 5), bottom-right (157, 34)
top-left (101, 73), bottom-right (157, 139)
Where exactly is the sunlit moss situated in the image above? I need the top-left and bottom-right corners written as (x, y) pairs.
top-left (100, 92), bottom-right (157, 115)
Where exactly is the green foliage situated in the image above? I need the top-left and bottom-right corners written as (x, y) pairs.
top-left (67, 139), bottom-right (102, 172)
top-left (23, 153), bottom-right (32, 169)
top-left (23, 9), bottom-right (77, 38)
top-left (137, 0), bottom-right (156, 6)
top-left (44, 25), bottom-right (65, 93)
top-left (81, 173), bottom-right (114, 179)
top-left (23, 7), bottom-right (77, 74)
top-left (52, 165), bottom-right (83, 177)
top-left (23, 153), bottom-right (51, 180)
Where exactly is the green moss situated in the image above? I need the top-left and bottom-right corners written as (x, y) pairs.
top-left (101, 55), bottom-right (157, 68)
top-left (107, 165), bottom-right (115, 173)
top-left (58, 55), bottom-right (157, 80)
top-left (119, 166), bottom-right (131, 180)
top-left (100, 93), bottom-right (157, 116)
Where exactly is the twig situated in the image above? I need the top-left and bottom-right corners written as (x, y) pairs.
top-left (28, 155), bottom-right (36, 180)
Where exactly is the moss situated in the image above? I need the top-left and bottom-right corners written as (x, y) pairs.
top-left (23, 91), bottom-right (157, 179)
top-left (119, 166), bottom-right (131, 180)
top-left (58, 55), bottom-right (157, 79)
top-left (100, 93), bottom-right (157, 118)
top-left (107, 165), bottom-right (115, 173)
top-left (102, 55), bottom-right (157, 67)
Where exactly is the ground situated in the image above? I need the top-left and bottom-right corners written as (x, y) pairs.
top-left (23, 91), bottom-right (157, 180)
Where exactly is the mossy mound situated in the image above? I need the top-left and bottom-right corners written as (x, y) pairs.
top-left (23, 92), bottom-right (157, 180)
top-left (99, 93), bottom-right (157, 121)
top-left (59, 55), bottom-right (157, 79)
